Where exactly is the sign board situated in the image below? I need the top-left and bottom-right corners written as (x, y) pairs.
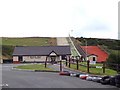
top-left (96, 66), bottom-right (103, 68)
top-left (90, 60), bottom-right (96, 65)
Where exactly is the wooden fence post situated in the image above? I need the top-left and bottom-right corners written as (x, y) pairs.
top-left (87, 60), bottom-right (90, 73)
top-left (45, 56), bottom-right (47, 68)
top-left (60, 60), bottom-right (62, 72)
top-left (66, 58), bottom-right (67, 66)
top-left (103, 62), bottom-right (105, 73)
top-left (69, 57), bottom-right (70, 68)
top-left (117, 64), bottom-right (119, 73)
top-left (76, 59), bottom-right (79, 70)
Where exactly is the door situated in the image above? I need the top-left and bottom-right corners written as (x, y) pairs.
top-left (93, 57), bottom-right (96, 61)
top-left (51, 56), bottom-right (56, 64)
top-left (18, 56), bottom-right (23, 62)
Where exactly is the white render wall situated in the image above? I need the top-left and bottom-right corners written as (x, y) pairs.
top-left (13, 55), bottom-right (64, 62)
top-left (88, 55), bottom-right (97, 61)
top-left (23, 56), bottom-right (61, 62)
top-left (0, 59), bottom-right (3, 64)
top-left (23, 56), bottom-right (46, 62)
top-left (13, 56), bottom-right (19, 61)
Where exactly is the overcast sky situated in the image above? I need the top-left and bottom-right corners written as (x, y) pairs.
top-left (0, 0), bottom-right (119, 39)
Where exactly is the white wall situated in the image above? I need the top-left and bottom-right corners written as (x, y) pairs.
top-left (13, 55), bottom-right (63, 62)
top-left (88, 55), bottom-right (97, 61)
top-left (23, 56), bottom-right (61, 62)
top-left (13, 56), bottom-right (18, 61)
top-left (23, 56), bottom-right (46, 62)
top-left (0, 59), bottom-right (3, 64)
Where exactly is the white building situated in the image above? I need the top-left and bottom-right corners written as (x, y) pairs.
top-left (13, 46), bottom-right (71, 63)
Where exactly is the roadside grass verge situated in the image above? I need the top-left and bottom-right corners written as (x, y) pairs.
top-left (15, 64), bottom-right (53, 71)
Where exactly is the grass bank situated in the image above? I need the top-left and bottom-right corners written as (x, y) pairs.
top-left (2, 37), bottom-right (57, 59)
top-left (15, 64), bottom-right (53, 71)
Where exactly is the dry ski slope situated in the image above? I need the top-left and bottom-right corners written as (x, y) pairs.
top-left (57, 37), bottom-right (69, 46)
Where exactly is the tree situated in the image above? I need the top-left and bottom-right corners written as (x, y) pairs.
top-left (107, 50), bottom-right (120, 71)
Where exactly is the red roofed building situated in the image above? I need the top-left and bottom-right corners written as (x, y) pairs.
top-left (81, 46), bottom-right (108, 62)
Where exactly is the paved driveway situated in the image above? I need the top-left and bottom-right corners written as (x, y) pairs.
top-left (2, 64), bottom-right (118, 88)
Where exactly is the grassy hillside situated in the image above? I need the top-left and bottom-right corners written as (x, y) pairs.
top-left (2, 37), bottom-right (57, 59)
top-left (2, 37), bottom-right (57, 46)
top-left (76, 37), bottom-right (120, 51)
top-left (75, 37), bottom-right (120, 63)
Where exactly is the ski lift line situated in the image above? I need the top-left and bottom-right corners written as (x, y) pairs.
top-left (69, 37), bottom-right (81, 57)
top-left (69, 39), bottom-right (77, 56)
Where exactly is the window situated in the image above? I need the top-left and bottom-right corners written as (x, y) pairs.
top-left (30, 56), bottom-right (34, 59)
top-left (30, 56), bottom-right (41, 59)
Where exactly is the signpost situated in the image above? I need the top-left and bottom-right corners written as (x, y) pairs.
top-left (96, 66), bottom-right (102, 68)
top-left (90, 60), bottom-right (96, 65)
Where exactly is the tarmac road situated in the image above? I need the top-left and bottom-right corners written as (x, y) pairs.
top-left (2, 64), bottom-right (118, 88)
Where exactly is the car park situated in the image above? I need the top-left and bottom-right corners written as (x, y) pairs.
top-left (59, 71), bottom-right (70, 76)
top-left (91, 76), bottom-right (102, 83)
top-left (109, 76), bottom-right (116, 86)
top-left (100, 76), bottom-right (111, 85)
top-left (70, 73), bottom-right (77, 77)
top-left (59, 71), bottom-right (120, 88)
top-left (115, 74), bottom-right (120, 88)
top-left (79, 74), bottom-right (89, 80)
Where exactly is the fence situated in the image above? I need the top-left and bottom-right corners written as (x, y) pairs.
top-left (43, 56), bottom-right (120, 75)
top-left (106, 63), bottom-right (120, 73)
top-left (63, 58), bottom-right (120, 75)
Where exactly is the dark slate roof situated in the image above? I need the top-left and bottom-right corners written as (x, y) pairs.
top-left (13, 46), bottom-right (71, 56)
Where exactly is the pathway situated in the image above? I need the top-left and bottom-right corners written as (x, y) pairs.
top-left (56, 37), bottom-right (69, 46)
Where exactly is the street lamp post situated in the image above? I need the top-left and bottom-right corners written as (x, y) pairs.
top-left (84, 39), bottom-right (87, 61)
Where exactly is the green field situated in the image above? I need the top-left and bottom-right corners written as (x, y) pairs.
top-left (80, 62), bottom-right (103, 67)
top-left (2, 37), bottom-right (56, 46)
top-left (2, 37), bottom-right (57, 59)
top-left (15, 64), bottom-right (53, 71)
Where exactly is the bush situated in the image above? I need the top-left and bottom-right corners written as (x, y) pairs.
top-left (2, 45), bottom-right (15, 58)
top-left (107, 50), bottom-right (120, 72)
